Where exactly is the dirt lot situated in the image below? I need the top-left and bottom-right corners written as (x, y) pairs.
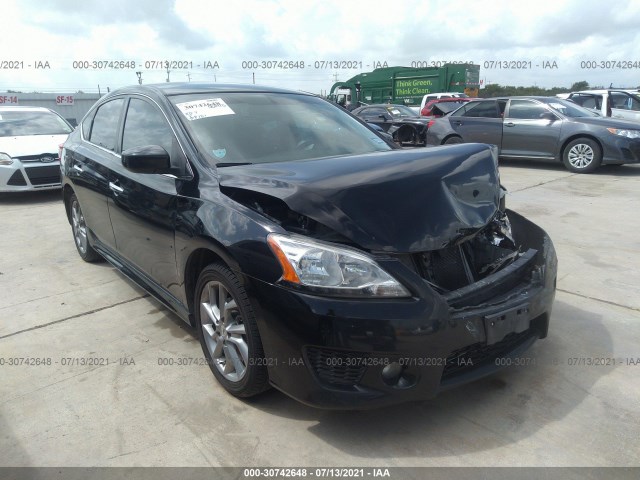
top-left (1, 160), bottom-right (639, 468)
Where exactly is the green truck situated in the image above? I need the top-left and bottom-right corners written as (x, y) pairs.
top-left (329, 64), bottom-right (480, 109)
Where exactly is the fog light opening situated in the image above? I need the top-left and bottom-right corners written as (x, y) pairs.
top-left (381, 362), bottom-right (416, 389)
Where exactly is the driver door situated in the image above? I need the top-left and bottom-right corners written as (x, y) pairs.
top-left (107, 96), bottom-right (185, 300)
top-left (501, 100), bottom-right (562, 158)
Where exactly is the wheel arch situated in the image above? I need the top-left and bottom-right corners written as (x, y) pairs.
top-left (62, 184), bottom-right (75, 224)
top-left (442, 134), bottom-right (463, 145)
top-left (183, 243), bottom-right (239, 327)
top-left (559, 134), bottom-right (603, 162)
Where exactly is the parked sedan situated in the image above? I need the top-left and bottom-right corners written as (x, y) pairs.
top-left (352, 104), bottom-right (430, 145)
top-left (61, 83), bottom-right (556, 409)
top-left (426, 96), bottom-right (640, 173)
top-left (0, 106), bottom-right (73, 192)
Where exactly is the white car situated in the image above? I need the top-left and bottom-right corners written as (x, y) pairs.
top-left (0, 106), bottom-right (73, 192)
top-left (563, 90), bottom-right (640, 122)
top-left (419, 92), bottom-right (469, 110)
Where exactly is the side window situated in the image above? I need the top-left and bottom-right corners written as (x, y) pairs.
top-left (81, 110), bottom-right (95, 138)
top-left (610, 93), bottom-right (623, 109)
top-left (610, 92), bottom-right (640, 111)
top-left (507, 100), bottom-right (549, 119)
top-left (461, 101), bottom-right (499, 118)
top-left (363, 107), bottom-right (386, 117)
top-left (497, 100), bottom-right (507, 116)
top-left (122, 98), bottom-right (174, 154)
top-left (88, 99), bottom-right (125, 151)
top-left (572, 94), bottom-right (598, 109)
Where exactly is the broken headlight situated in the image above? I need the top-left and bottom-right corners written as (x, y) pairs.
top-left (267, 233), bottom-right (410, 298)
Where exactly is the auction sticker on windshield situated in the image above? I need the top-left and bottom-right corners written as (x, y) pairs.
top-left (176, 98), bottom-right (235, 120)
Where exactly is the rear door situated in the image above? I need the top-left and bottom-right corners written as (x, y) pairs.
top-left (447, 100), bottom-right (503, 146)
top-left (501, 99), bottom-right (562, 158)
top-left (68, 98), bottom-right (126, 250)
top-left (106, 96), bottom-right (184, 298)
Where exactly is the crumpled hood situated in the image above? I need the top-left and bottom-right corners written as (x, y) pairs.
top-left (0, 134), bottom-right (68, 158)
top-left (396, 116), bottom-right (430, 125)
top-left (219, 143), bottom-right (500, 252)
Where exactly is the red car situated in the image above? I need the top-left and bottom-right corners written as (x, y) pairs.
top-left (421, 97), bottom-right (473, 117)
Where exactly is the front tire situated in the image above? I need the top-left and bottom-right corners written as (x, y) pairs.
top-left (194, 263), bottom-right (270, 398)
top-left (562, 138), bottom-right (602, 173)
top-left (69, 194), bottom-right (102, 262)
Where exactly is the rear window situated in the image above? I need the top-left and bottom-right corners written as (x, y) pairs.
top-left (171, 93), bottom-right (391, 166)
top-left (0, 110), bottom-right (72, 137)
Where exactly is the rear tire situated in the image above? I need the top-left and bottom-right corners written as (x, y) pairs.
top-left (194, 263), bottom-right (270, 398)
top-left (562, 138), bottom-right (602, 173)
top-left (69, 194), bottom-right (102, 262)
top-left (443, 136), bottom-right (463, 145)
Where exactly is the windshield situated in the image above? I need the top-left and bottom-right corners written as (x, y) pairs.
top-left (386, 105), bottom-right (417, 117)
top-left (0, 110), bottom-right (73, 137)
top-left (543, 98), bottom-right (600, 118)
top-left (171, 93), bottom-right (391, 166)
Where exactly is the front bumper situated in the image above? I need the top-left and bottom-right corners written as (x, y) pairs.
top-left (601, 137), bottom-right (640, 165)
top-left (246, 211), bottom-right (557, 409)
top-left (0, 162), bottom-right (62, 192)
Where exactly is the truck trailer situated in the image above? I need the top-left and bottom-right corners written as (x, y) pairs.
top-left (329, 64), bottom-right (481, 109)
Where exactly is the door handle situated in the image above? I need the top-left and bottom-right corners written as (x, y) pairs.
top-left (505, 122), bottom-right (515, 127)
top-left (453, 121), bottom-right (463, 125)
top-left (72, 164), bottom-right (83, 172)
top-left (109, 182), bottom-right (124, 193)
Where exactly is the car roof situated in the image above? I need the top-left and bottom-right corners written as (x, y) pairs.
top-left (0, 106), bottom-right (56, 112)
top-left (469, 96), bottom-right (566, 101)
top-left (569, 89), bottom-right (640, 95)
top-left (106, 82), bottom-right (311, 98)
top-left (427, 98), bottom-right (471, 103)
top-left (359, 104), bottom-right (408, 108)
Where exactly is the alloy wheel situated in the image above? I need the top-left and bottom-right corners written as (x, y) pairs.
top-left (567, 143), bottom-right (594, 169)
top-left (200, 281), bottom-right (248, 382)
top-left (71, 200), bottom-right (88, 254)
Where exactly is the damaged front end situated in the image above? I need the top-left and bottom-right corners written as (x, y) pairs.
top-left (408, 209), bottom-right (521, 294)
top-left (218, 143), bottom-right (556, 406)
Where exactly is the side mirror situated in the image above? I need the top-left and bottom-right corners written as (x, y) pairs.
top-left (122, 145), bottom-right (171, 174)
top-left (379, 114), bottom-right (391, 121)
top-left (540, 111), bottom-right (557, 121)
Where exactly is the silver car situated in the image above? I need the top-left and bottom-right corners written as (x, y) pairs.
top-left (0, 106), bottom-right (73, 192)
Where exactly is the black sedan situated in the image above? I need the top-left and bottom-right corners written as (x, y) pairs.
top-left (61, 84), bottom-right (556, 409)
top-left (426, 96), bottom-right (640, 173)
top-left (352, 104), bottom-right (430, 145)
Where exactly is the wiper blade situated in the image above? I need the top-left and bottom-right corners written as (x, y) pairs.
top-left (216, 162), bottom-right (253, 167)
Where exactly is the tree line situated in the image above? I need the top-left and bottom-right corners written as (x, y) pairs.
top-left (479, 81), bottom-right (611, 98)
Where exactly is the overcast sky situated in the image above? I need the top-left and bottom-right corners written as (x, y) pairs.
top-left (2, 0), bottom-right (639, 94)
